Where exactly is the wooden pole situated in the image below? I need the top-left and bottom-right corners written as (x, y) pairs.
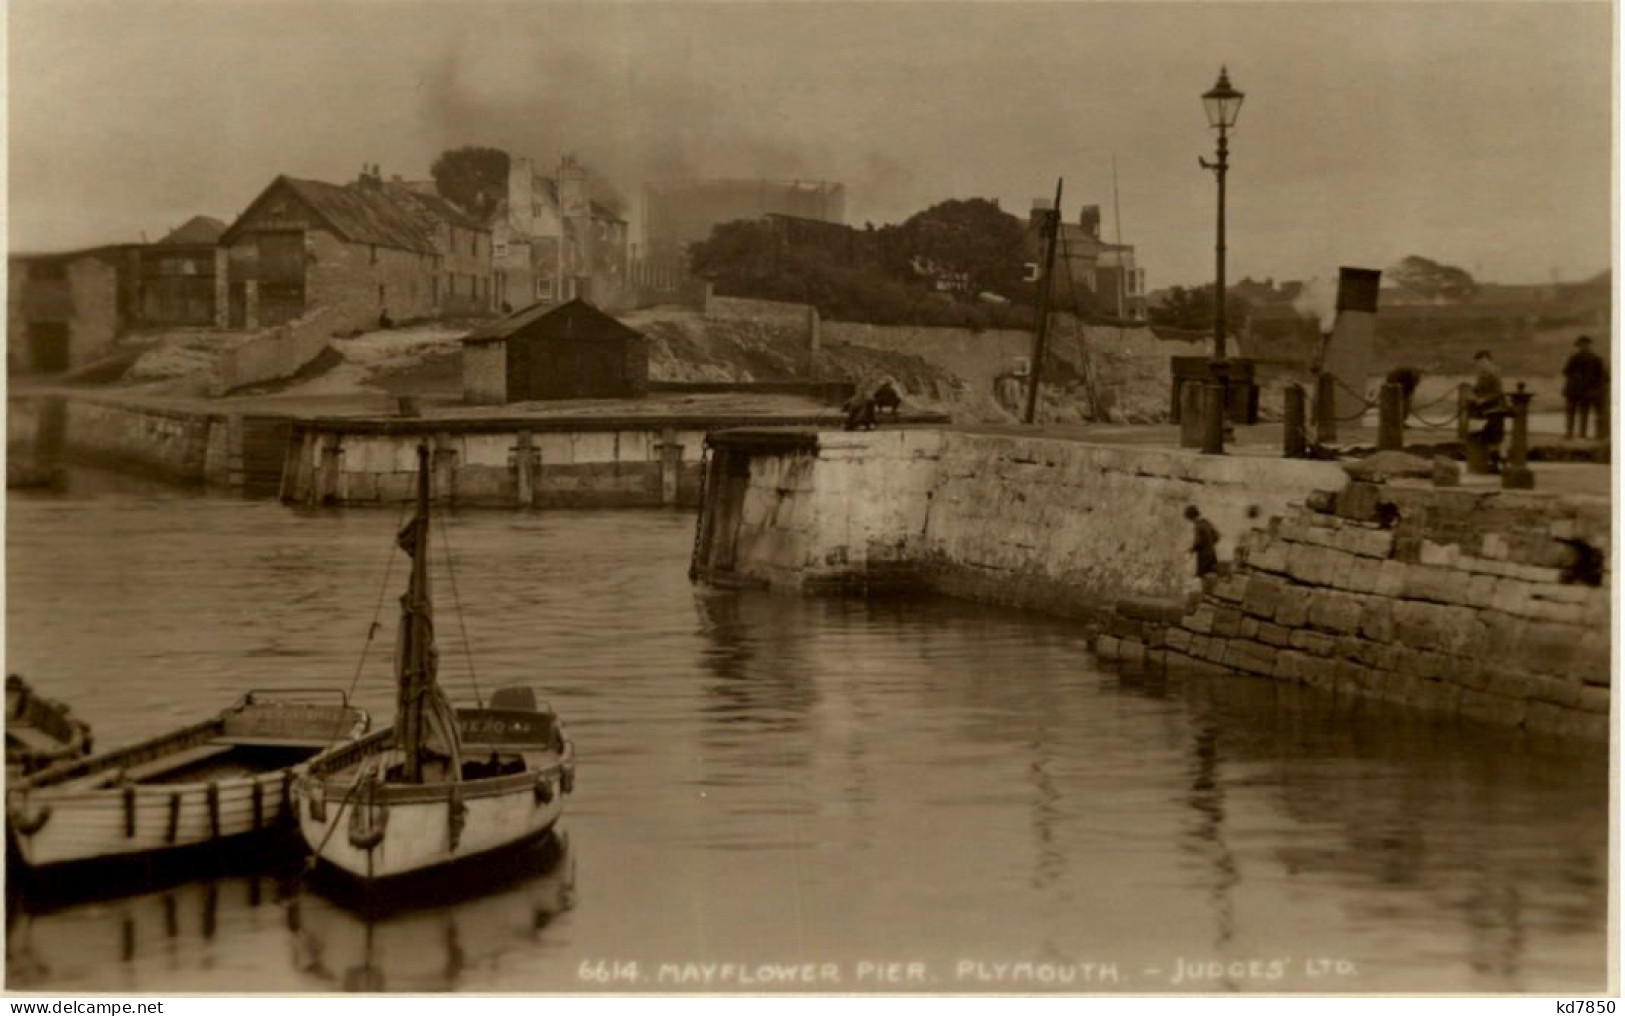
top-left (1024, 177), bottom-right (1064, 426)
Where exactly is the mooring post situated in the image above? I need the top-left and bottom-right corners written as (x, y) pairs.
top-left (1314, 372), bottom-right (1338, 445)
top-left (1502, 382), bottom-right (1535, 490)
top-left (656, 427), bottom-right (684, 507)
top-left (1283, 383), bottom-right (1308, 458)
top-left (513, 430), bottom-right (535, 507)
top-left (1377, 382), bottom-right (1404, 452)
top-left (1179, 382), bottom-right (1204, 448)
top-left (317, 434), bottom-right (342, 506)
top-left (433, 433), bottom-right (456, 506)
top-left (1201, 382), bottom-right (1226, 455)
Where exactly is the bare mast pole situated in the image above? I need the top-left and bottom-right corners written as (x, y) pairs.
top-left (1024, 177), bottom-right (1064, 426)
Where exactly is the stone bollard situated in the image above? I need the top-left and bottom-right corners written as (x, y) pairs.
top-left (1377, 382), bottom-right (1404, 452)
top-left (1283, 383), bottom-right (1308, 458)
top-left (1201, 383), bottom-right (1226, 455)
top-left (1179, 382), bottom-right (1204, 448)
top-left (1315, 372), bottom-right (1338, 444)
top-left (1502, 382), bottom-right (1535, 490)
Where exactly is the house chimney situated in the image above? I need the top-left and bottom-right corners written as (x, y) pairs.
top-left (509, 157), bottom-right (535, 235)
top-left (1029, 198), bottom-right (1054, 228)
top-left (1079, 204), bottom-right (1101, 239)
top-left (558, 154), bottom-right (588, 220)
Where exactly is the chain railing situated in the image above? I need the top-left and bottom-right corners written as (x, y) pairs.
top-left (1407, 387), bottom-right (1463, 431)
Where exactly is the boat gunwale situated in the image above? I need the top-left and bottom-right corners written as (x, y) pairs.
top-left (10, 717), bottom-right (228, 793)
top-left (303, 740), bottom-right (574, 806)
top-left (11, 698), bottom-right (372, 799)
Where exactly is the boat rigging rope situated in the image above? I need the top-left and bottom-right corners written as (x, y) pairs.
top-left (300, 775), bottom-right (368, 876)
top-left (317, 496), bottom-right (416, 752)
top-left (436, 508), bottom-right (485, 710)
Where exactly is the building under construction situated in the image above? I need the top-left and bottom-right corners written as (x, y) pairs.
top-left (642, 179), bottom-right (846, 263)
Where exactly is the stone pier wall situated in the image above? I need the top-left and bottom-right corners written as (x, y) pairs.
top-left (703, 429), bottom-right (1347, 614)
top-left (9, 394), bottom-right (227, 484)
top-left (1095, 481), bottom-right (1611, 739)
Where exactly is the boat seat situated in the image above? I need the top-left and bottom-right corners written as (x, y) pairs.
top-left (50, 743), bottom-right (236, 791)
top-left (7, 727), bottom-right (63, 753)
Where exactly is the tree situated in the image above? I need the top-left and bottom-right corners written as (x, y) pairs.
top-left (430, 146), bottom-right (510, 217)
top-left (1388, 255), bottom-right (1479, 303)
top-left (880, 198), bottom-right (1030, 300)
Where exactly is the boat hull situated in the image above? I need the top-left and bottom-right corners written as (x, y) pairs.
top-left (297, 761), bottom-right (570, 882)
top-left (297, 720), bottom-right (575, 883)
top-left (8, 768), bottom-right (301, 871)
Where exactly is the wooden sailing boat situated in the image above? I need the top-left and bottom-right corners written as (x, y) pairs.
top-left (296, 444), bottom-right (575, 884)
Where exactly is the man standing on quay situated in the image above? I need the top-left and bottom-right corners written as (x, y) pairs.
top-left (1562, 335), bottom-right (1608, 440)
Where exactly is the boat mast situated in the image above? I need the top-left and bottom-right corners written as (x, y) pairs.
top-left (396, 443), bottom-right (434, 783)
top-left (1024, 177), bottom-right (1064, 425)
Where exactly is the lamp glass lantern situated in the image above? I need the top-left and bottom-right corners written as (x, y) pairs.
top-left (1202, 67), bottom-right (1245, 130)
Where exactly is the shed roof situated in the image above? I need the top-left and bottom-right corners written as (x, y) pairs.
top-left (462, 298), bottom-right (645, 344)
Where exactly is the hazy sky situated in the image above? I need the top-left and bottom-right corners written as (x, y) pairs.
top-left (7, 1), bottom-right (1613, 287)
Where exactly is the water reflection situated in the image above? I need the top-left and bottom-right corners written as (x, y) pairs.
top-left (291, 834), bottom-right (575, 993)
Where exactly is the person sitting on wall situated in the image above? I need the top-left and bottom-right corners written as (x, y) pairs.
top-left (1383, 366), bottom-right (1422, 421)
top-left (1466, 350), bottom-right (1510, 472)
top-left (844, 392), bottom-right (878, 432)
top-left (1184, 505), bottom-right (1220, 578)
top-left (872, 380), bottom-right (903, 418)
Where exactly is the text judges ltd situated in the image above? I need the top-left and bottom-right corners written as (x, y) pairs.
top-left (577, 957), bottom-right (1360, 988)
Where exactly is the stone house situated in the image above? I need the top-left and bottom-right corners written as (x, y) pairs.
top-left (461, 298), bottom-right (648, 404)
top-left (137, 215), bottom-right (228, 328)
top-left (1027, 202), bottom-right (1147, 321)
top-left (219, 169), bottom-right (494, 334)
top-left (7, 244), bottom-right (141, 373)
top-left (487, 155), bottom-right (630, 312)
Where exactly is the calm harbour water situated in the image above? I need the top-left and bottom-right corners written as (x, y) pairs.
top-left (4, 470), bottom-right (1610, 994)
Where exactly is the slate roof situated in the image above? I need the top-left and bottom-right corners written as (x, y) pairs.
top-left (223, 176), bottom-right (439, 254)
top-left (462, 298), bottom-right (644, 343)
top-left (384, 183), bottom-right (486, 232)
top-left (157, 215), bottom-right (227, 246)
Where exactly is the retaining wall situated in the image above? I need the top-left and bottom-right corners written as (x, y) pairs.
top-left (8, 394), bottom-right (226, 484)
top-left (1093, 481), bottom-right (1611, 740)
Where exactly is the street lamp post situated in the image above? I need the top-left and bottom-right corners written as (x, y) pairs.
top-left (1199, 67), bottom-right (1244, 454)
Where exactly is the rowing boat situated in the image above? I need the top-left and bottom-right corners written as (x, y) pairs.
top-left (6, 675), bottom-right (93, 780)
top-left (7, 691), bottom-right (368, 874)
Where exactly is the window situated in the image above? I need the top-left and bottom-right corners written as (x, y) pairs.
top-left (536, 278), bottom-right (553, 300)
top-left (495, 239), bottom-right (509, 259)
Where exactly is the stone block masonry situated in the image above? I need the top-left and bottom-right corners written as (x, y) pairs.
top-left (1094, 480), bottom-right (1610, 740)
top-left (695, 428), bottom-right (1346, 614)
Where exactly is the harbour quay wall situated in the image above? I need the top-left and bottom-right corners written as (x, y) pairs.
top-left (1094, 482), bottom-right (1612, 739)
top-left (693, 429), bottom-right (1346, 613)
top-left (8, 393), bottom-right (230, 485)
top-left (283, 415), bottom-right (861, 508)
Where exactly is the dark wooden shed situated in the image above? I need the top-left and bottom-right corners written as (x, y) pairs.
top-left (462, 299), bottom-right (649, 403)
